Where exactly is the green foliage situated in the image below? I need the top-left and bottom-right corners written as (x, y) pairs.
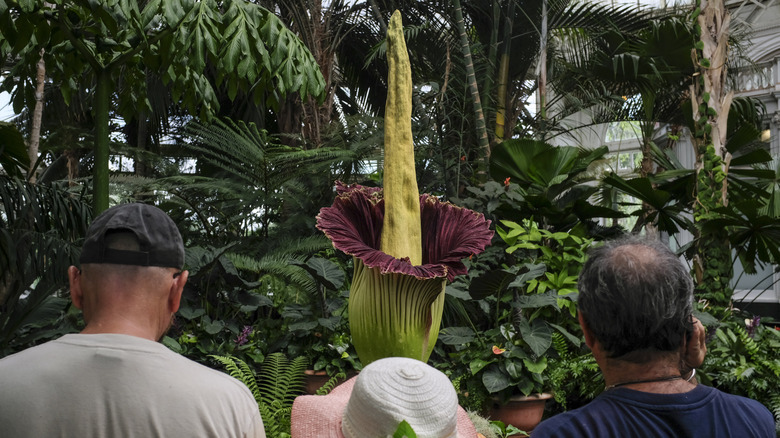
top-left (436, 219), bottom-right (592, 410)
top-left (699, 316), bottom-right (780, 425)
top-left (0, 176), bottom-right (90, 356)
top-left (487, 139), bottom-right (622, 233)
top-left (211, 353), bottom-right (307, 438)
top-left (0, 0), bottom-right (327, 211)
top-left (0, 1), bottom-right (325, 118)
top-left (166, 118), bottom-right (351, 243)
top-left (547, 332), bottom-right (603, 413)
top-left (487, 420), bottom-right (528, 438)
top-left (0, 122), bottom-right (29, 177)
top-left (314, 373), bottom-right (347, 396)
top-left (393, 420), bottom-right (417, 438)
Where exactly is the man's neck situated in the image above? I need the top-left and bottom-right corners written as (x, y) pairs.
top-left (80, 316), bottom-right (162, 342)
top-left (601, 357), bottom-right (695, 394)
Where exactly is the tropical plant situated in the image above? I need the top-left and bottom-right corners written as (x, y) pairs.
top-left (0, 0), bottom-right (325, 213)
top-left (600, 96), bottom-right (779, 311)
top-left (280, 256), bottom-right (362, 377)
top-left (437, 219), bottom-right (591, 411)
top-left (0, 176), bottom-right (90, 357)
top-left (687, 0), bottom-right (734, 309)
top-left (162, 118), bottom-right (352, 245)
top-left (546, 333), bottom-right (603, 414)
top-left (212, 353), bottom-right (307, 438)
top-left (699, 313), bottom-right (780, 426)
top-left (0, 122), bottom-right (29, 177)
top-left (485, 138), bottom-right (623, 234)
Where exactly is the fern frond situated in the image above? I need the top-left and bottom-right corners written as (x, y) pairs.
top-left (315, 372), bottom-right (347, 396)
top-left (258, 353), bottom-right (307, 407)
top-left (734, 325), bottom-right (760, 358)
top-left (213, 353), bottom-right (306, 437)
top-left (227, 253), bottom-right (317, 294)
top-left (551, 332), bottom-right (570, 359)
top-left (769, 392), bottom-right (780, 423)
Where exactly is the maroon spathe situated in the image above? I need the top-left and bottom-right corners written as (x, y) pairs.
top-left (316, 182), bottom-right (494, 282)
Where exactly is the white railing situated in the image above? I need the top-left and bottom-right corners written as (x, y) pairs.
top-left (733, 62), bottom-right (775, 92)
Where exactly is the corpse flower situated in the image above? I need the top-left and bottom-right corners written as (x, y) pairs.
top-left (316, 11), bottom-right (493, 365)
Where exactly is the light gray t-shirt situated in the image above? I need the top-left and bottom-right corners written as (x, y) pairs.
top-left (0, 333), bottom-right (265, 438)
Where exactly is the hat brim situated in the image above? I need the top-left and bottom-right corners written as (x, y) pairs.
top-left (291, 376), bottom-right (478, 438)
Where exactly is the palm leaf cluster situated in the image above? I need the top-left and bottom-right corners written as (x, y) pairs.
top-left (0, 176), bottom-right (91, 354)
top-left (164, 118), bottom-right (353, 243)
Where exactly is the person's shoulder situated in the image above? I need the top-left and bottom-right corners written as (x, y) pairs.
top-left (704, 386), bottom-right (775, 419)
top-left (164, 353), bottom-right (258, 399)
top-left (0, 336), bottom-right (70, 366)
top-left (532, 402), bottom-right (606, 438)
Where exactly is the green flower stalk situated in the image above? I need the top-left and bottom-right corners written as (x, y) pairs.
top-left (316, 12), bottom-right (493, 365)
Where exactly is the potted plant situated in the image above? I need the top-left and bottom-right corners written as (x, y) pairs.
top-left (437, 219), bottom-right (593, 432)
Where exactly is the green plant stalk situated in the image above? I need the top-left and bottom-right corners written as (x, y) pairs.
top-left (350, 259), bottom-right (446, 364)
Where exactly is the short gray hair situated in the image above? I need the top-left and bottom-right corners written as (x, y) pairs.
top-left (577, 236), bottom-right (695, 361)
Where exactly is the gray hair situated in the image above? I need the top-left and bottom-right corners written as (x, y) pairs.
top-left (577, 236), bottom-right (695, 361)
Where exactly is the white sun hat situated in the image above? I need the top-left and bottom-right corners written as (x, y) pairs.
top-left (291, 357), bottom-right (477, 438)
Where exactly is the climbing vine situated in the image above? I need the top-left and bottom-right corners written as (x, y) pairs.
top-left (689, 0), bottom-right (734, 310)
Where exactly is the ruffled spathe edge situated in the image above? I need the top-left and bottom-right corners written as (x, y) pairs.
top-left (316, 182), bottom-right (494, 282)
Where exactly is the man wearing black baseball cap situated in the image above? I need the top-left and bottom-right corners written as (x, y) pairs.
top-left (0, 203), bottom-right (266, 437)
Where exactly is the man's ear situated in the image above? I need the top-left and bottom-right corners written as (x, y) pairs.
top-left (68, 266), bottom-right (84, 310)
top-left (168, 270), bottom-right (188, 313)
top-left (682, 316), bottom-right (707, 370)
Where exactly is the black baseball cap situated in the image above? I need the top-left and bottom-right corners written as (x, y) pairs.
top-left (79, 203), bottom-right (185, 269)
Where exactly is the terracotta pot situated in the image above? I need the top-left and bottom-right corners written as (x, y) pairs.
top-left (303, 370), bottom-right (356, 395)
top-left (489, 393), bottom-right (553, 435)
top-left (303, 370), bottom-right (331, 394)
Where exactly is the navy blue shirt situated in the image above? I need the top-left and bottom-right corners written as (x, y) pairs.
top-left (533, 385), bottom-right (775, 437)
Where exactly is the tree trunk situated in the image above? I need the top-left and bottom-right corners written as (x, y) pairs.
top-left (452, 0), bottom-right (490, 171)
top-left (481, 0), bottom-right (500, 139)
top-left (690, 0), bottom-right (733, 310)
top-left (538, 0), bottom-right (548, 134)
top-left (28, 48), bottom-right (46, 183)
top-left (495, 0), bottom-right (515, 141)
top-left (93, 68), bottom-right (111, 214)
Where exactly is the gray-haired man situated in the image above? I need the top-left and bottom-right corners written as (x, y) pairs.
top-left (533, 236), bottom-right (774, 437)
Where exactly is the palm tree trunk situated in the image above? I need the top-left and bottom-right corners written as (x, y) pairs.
top-left (690, 0), bottom-right (733, 310)
top-left (538, 0), bottom-right (548, 129)
top-left (495, 0), bottom-right (516, 141)
top-left (93, 68), bottom-right (111, 214)
top-left (481, 0), bottom-right (500, 137)
top-left (452, 0), bottom-right (491, 168)
top-left (28, 48), bottom-right (45, 183)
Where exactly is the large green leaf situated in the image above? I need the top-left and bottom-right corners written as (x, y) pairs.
top-left (290, 256), bottom-right (345, 291)
top-left (469, 269), bottom-right (515, 300)
top-left (0, 122), bottom-right (29, 177)
top-left (438, 326), bottom-right (476, 345)
top-left (482, 365), bottom-right (512, 393)
top-left (513, 291), bottom-right (559, 310)
top-left (518, 319), bottom-right (553, 357)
